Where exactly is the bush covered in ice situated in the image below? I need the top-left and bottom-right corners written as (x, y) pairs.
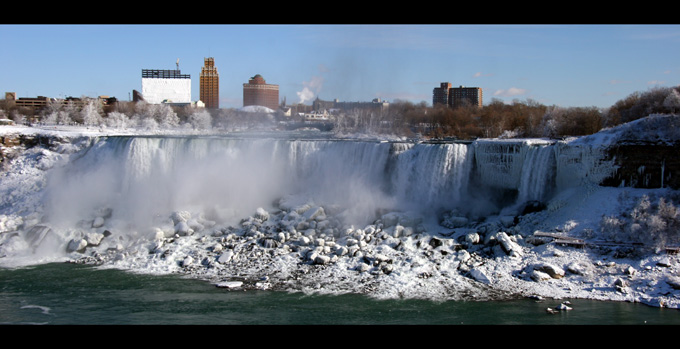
top-left (600, 192), bottom-right (680, 249)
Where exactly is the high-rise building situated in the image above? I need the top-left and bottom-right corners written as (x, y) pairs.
top-left (141, 69), bottom-right (191, 105)
top-left (243, 74), bottom-right (279, 111)
top-left (432, 82), bottom-right (452, 106)
top-left (432, 83), bottom-right (483, 108)
top-left (200, 57), bottom-right (219, 109)
top-left (450, 85), bottom-right (483, 108)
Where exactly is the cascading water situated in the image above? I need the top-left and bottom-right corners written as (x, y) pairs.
top-left (388, 142), bottom-right (473, 213)
top-left (516, 143), bottom-right (556, 204)
top-left (42, 136), bottom-right (567, 231)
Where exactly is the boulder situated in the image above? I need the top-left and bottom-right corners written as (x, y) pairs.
top-left (441, 215), bottom-right (468, 229)
top-left (303, 206), bottom-right (325, 221)
top-left (556, 302), bottom-right (572, 311)
top-left (657, 257), bottom-right (673, 268)
top-left (171, 211), bottom-right (191, 225)
top-left (217, 251), bottom-right (234, 264)
top-left (464, 232), bottom-right (480, 245)
top-left (92, 216), bottom-right (105, 228)
top-left (529, 270), bottom-right (552, 282)
top-left (66, 238), bottom-right (88, 253)
top-left (84, 232), bottom-right (105, 246)
top-left (469, 268), bottom-right (491, 284)
top-left (566, 261), bottom-right (591, 276)
top-left (182, 255), bottom-right (194, 267)
top-left (216, 281), bottom-right (243, 289)
top-left (494, 232), bottom-right (523, 258)
top-left (254, 207), bottom-right (269, 221)
top-left (499, 216), bottom-right (515, 228)
top-left (381, 212), bottom-right (402, 227)
top-left (533, 262), bottom-right (565, 279)
top-left (174, 221), bottom-right (194, 236)
top-left (666, 276), bottom-right (680, 290)
top-left (314, 254), bottom-right (331, 265)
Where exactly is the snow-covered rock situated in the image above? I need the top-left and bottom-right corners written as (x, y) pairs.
top-left (470, 269), bottom-right (491, 284)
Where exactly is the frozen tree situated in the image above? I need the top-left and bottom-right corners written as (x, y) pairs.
top-left (105, 111), bottom-right (131, 129)
top-left (56, 110), bottom-right (72, 125)
top-left (81, 99), bottom-right (103, 126)
top-left (663, 89), bottom-right (680, 114)
top-left (156, 104), bottom-right (180, 129)
top-left (10, 111), bottom-right (26, 125)
top-left (187, 110), bottom-right (212, 130)
top-left (138, 117), bottom-right (158, 130)
top-left (42, 111), bottom-right (59, 125)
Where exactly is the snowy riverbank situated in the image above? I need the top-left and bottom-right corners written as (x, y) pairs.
top-left (1, 116), bottom-right (680, 310)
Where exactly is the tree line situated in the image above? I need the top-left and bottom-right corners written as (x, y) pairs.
top-left (1, 85), bottom-right (679, 139)
top-left (333, 86), bottom-right (680, 139)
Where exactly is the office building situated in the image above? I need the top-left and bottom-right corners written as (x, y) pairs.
top-left (141, 68), bottom-right (191, 105)
top-left (243, 74), bottom-right (279, 111)
top-left (200, 57), bottom-right (219, 109)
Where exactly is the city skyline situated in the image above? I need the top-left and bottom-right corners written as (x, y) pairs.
top-left (1, 24), bottom-right (679, 110)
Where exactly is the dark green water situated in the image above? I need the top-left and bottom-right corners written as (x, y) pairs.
top-left (1, 262), bottom-right (678, 325)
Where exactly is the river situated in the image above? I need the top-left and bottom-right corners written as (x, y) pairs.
top-left (1, 262), bottom-right (678, 325)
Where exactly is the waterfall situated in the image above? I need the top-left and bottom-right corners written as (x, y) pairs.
top-left (43, 135), bottom-right (592, 229)
top-left (516, 144), bottom-right (556, 204)
top-left (388, 142), bottom-right (472, 212)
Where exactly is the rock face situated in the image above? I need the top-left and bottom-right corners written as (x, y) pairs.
top-left (601, 144), bottom-right (680, 189)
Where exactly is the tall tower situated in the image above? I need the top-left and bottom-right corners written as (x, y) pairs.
top-left (200, 57), bottom-right (219, 109)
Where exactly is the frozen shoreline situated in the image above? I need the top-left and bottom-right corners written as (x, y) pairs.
top-left (1, 119), bottom-right (680, 310)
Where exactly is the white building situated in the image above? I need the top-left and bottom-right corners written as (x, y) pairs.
top-left (141, 69), bottom-right (191, 105)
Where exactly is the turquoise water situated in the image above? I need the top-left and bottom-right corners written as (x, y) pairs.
top-left (1, 263), bottom-right (678, 325)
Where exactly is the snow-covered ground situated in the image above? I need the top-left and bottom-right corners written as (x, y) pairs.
top-left (1, 115), bottom-right (680, 309)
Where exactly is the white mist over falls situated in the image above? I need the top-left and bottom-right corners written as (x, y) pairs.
top-left (45, 136), bottom-right (570, 232)
top-left (3, 116), bottom-right (680, 306)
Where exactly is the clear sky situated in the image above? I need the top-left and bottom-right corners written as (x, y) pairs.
top-left (1, 24), bottom-right (679, 109)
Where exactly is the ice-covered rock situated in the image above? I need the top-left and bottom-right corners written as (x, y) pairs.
top-left (530, 270), bottom-right (552, 282)
top-left (217, 250), bottom-right (234, 264)
top-left (493, 232), bottom-right (523, 258)
top-left (254, 207), bottom-right (269, 221)
top-left (499, 216), bottom-right (515, 228)
top-left (174, 221), bottom-right (194, 236)
top-left (470, 268), bottom-right (491, 284)
top-left (171, 211), bottom-right (191, 225)
top-left (216, 281), bottom-right (243, 289)
top-left (182, 255), bottom-right (194, 267)
top-left (556, 302), bottom-right (572, 311)
top-left (464, 232), bottom-right (480, 245)
top-left (566, 261), bottom-right (592, 276)
top-left (85, 232), bottom-right (105, 246)
top-left (303, 206), bottom-right (325, 221)
top-left (92, 216), bottom-right (105, 228)
top-left (67, 238), bottom-right (88, 253)
top-left (657, 257), bottom-right (673, 268)
top-left (314, 254), bottom-right (331, 265)
top-left (441, 214), bottom-right (468, 228)
top-left (532, 262), bottom-right (565, 279)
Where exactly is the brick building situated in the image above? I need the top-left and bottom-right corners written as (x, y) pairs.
top-left (200, 57), bottom-right (219, 109)
top-left (433, 83), bottom-right (483, 108)
top-left (243, 74), bottom-right (279, 111)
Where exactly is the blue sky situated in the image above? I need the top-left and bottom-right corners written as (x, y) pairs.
top-left (1, 24), bottom-right (679, 109)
